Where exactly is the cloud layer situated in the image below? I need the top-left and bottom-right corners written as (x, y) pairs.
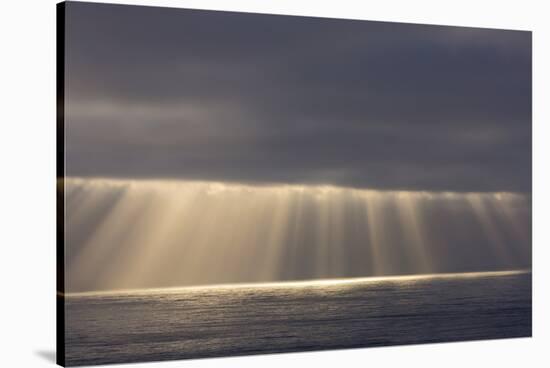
top-left (64, 3), bottom-right (532, 192)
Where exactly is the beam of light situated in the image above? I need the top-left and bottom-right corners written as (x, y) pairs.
top-left (362, 191), bottom-right (390, 275)
top-left (465, 192), bottom-right (516, 267)
top-left (64, 177), bottom-right (531, 293)
top-left (394, 192), bottom-right (433, 273)
top-left (491, 192), bottom-right (532, 264)
top-left (260, 189), bottom-right (292, 281)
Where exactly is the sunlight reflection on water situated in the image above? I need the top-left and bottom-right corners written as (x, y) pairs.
top-left (65, 271), bottom-right (531, 366)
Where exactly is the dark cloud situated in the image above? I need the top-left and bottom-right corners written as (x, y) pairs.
top-left (64, 2), bottom-right (532, 192)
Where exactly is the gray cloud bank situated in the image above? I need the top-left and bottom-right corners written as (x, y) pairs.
top-left (64, 2), bottom-right (532, 193)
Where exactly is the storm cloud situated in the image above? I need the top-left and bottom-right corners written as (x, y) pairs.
top-left (64, 2), bottom-right (532, 193)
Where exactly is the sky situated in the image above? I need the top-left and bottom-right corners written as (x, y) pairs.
top-left (62, 2), bottom-right (532, 292)
top-left (64, 178), bottom-right (531, 292)
top-left (64, 1), bottom-right (532, 193)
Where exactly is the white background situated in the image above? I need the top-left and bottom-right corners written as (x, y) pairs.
top-left (0, 0), bottom-right (548, 367)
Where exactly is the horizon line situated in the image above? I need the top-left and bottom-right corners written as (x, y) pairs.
top-left (63, 269), bottom-right (531, 298)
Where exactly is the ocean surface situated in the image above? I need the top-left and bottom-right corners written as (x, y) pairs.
top-left (65, 270), bottom-right (531, 366)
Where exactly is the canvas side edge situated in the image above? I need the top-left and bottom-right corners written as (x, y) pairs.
top-left (56, 2), bottom-right (66, 367)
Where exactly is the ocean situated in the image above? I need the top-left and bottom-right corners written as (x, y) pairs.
top-left (65, 270), bottom-right (531, 366)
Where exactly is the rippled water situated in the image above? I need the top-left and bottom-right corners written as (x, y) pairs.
top-left (65, 271), bottom-right (531, 366)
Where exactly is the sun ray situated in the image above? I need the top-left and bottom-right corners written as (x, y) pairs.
top-left (65, 177), bottom-right (531, 292)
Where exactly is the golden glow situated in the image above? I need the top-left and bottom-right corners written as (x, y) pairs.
top-left (465, 193), bottom-right (512, 265)
top-left (395, 192), bottom-right (432, 273)
top-left (64, 177), bottom-right (531, 293)
top-left (65, 269), bottom-right (530, 298)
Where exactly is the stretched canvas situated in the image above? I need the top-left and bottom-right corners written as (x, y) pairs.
top-left (57, 1), bottom-right (532, 366)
